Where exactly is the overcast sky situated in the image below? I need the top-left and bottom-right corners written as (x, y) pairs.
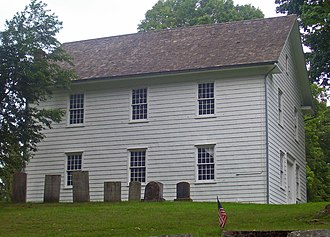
top-left (0, 0), bottom-right (282, 43)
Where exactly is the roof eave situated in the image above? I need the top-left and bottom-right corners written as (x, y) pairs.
top-left (72, 61), bottom-right (280, 84)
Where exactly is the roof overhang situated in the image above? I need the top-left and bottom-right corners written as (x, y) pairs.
top-left (71, 61), bottom-right (281, 85)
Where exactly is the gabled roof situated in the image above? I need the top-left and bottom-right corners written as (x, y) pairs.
top-left (63, 15), bottom-right (297, 80)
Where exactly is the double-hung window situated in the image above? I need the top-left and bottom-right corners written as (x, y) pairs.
top-left (294, 107), bottom-right (299, 141)
top-left (296, 165), bottom-right (301, 200)
top-left (129, 150), bottom-right (146, 183)
top-left (69, 94), bottom-right (84, 125)
top-left (280, 151), bottom-right (285, 189)
top-left (278, 89), bottom-right (283, 126)
top-left (198, 83), bottom-right (215, 115)
top-left (131, 88), bottom-right (148, 120)
top-left (66, 153), bottom-right (82, 186)
top-left (197, 145), bottom-right (215, 181)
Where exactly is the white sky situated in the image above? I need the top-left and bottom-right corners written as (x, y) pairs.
top-left (0, 0), bottom-right (282, 43)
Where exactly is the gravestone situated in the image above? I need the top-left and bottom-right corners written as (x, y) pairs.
top-left (12, 172), bottom-right (27, 203)
top-left (174, 182), bottom-right (192, 201)
top-left (129, 181), bottom-right (141, 201)
top-left (144, 181), bottom-right (165, 202)
top-left (104, 181), bottom-right (121, 202)
top-left (44, 175), bottom-right (61, 203)
top-left (72, 171), bottom-right (90, 202)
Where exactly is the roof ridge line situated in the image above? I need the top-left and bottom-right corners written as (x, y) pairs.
top-left (62, 15), bottom-right (296, 45)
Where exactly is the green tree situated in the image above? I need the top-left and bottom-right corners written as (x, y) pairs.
top-left (304, 85), bottom-right (330, 201)
top-left (0, 0), bottom-right (75, 200)
top-left (275, 0), bottom-right (330, 94)
top-left (138, 0), bottom-right (264, 32)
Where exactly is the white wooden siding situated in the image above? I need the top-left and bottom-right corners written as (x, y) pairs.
top-left (26, 72), bottom-right (268, 203)
top-left (267, 34), bottom-right (307, 204)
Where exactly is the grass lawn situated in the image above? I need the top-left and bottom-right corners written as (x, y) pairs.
top-left (0, 201), bottom-right (329, 237)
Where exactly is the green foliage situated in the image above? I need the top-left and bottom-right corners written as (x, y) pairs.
top-left (304, 85), bottom-right (330, 201)
top-left (275, 0), bottom-right (330, 94)
top-left (0, 202), bottom-right (329, 236)
top-left (138, 0), bottom-right (264, 32)
top-left (0, 0), bottom-right (75, 200)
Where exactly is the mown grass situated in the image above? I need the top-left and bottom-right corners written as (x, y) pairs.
top-left (0, 201), bottom-right (329, 237)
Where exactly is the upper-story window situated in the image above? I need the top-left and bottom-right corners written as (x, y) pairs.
top-left (278, 89), bottom-right (283, 126)
top-left (285, 54), bottom-right (289, 74)
top-left (294, 107), bottom-right (299, 141)
top-left (198, 83), bottom-right (215, 115)
top-left (131, 88), bottom-right (148, 120)
top-left (69, 94), bottom-right (84, 125)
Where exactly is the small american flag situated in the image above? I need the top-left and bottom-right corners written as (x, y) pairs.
top-left (217, 196), bottom-right (227, 228)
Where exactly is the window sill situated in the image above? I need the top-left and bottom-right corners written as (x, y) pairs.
top-left (195, 180), bottom-right (216, 185)
top-left (195, 115), bottom-right (217, 119)
top-left (129, 120), bottom-right (149, 124)
top-left (126, 182), bottom-right (147, 187)
top-left (63, 186), bottom-right (73, 190)
top-left (66, 124), bottom-right (85, 128)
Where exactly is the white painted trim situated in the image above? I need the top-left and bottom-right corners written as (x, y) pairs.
top-left (129, 87), bottom-right (149, 123)
top-left (194, 144), bottom-right (216, 183)
top-left (286, 153), bottom-right (296, 204)
top-left (195, 81), bottom-right (216, 117)
top-left (64, 152), bottom-right (83, 189)
top-left (127, 148), bottom-right (147, 186)
top-left (66, 92), bottom-right (86, 127)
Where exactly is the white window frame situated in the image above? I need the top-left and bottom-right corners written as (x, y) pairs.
top-left (294, 107), bottom-right (299, 141)
top-left (128, 149), bottom-right (147, 184)
top-left (279, 150), bottom-right (286, 190)
top-left (278, 89), bottom-right (284, 126)
top-left (296, 164), bottom-right (301, 201)
top-left (65, 153), bottom-right (83, 188)
top-left (285, 54), bottom-right (289, 75)
top-left (197, 82), bottom-right (215, 116)
top-left (130, 88), bottom-right (148, 122)
top-left (195, 145), bottom-right (215, 182)
top-left (68, 93), bottom-right (85, 126)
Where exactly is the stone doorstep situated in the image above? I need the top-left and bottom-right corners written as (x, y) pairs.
top-left (222, 231), bottom-right (292, 237)
top-left (223, 230), bottom-right (330, 237)
top-left (288, 230), bottom-right (330, 237)
top-left (150, 235), bottom-right (192, 237)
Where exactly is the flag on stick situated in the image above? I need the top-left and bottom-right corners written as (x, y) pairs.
top-left (217, 196), bottom-right (227, 228)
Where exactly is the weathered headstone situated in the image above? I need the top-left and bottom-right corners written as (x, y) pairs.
top-left (104, 181), bottom-right (121, 202)
top-left (144, 181), bottom-right (165, 202)
top-left (174, 182), bottom-right (192, 201)
top-left (129, 181), bottom-right (141, 201)
top-left (72, 171), bottom-right (90, 202)
top-left (12, 172), bottom-right (27, 203)
top-left (44, 175), bottom-right (61, 203)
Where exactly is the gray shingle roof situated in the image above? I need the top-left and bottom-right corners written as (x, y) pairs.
top-left (62, 15), bottom-right (297, 80)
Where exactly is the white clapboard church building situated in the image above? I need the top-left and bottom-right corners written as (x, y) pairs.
top-left (26, 15), bottom-right (313, 204)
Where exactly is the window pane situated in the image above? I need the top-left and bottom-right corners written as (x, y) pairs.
top-left (132, 89), bottom-right (147, 120)
top-left (197, 146), bottom-right (215, 181)
top-left (67, 154), bottom-right (82, 186)
top-left (130, 150), bottom-right (146, 182)
top-left (198, 83), bottom-right (214, 115)
top-left (69, 94), bottom-right (84, 124)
